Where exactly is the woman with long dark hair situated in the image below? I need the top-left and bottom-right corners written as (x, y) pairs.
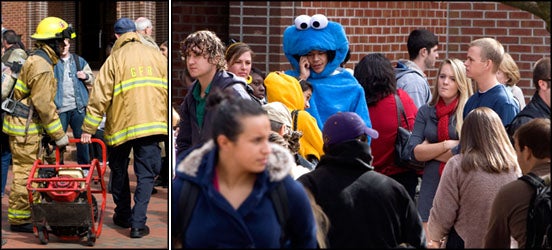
top-left (172, 90), bottom-right (317, 248)
top-left (354, 53), bottom-right (419, 201)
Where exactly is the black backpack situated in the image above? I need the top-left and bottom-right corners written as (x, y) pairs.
top-left (519, 173), bottom-right (551, 249)
top-left (172, 180), bottom-right (290, 248)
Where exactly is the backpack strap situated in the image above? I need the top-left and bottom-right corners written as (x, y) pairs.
top-left (291, 110), bottom-right (299, 131)
top-left (71, 53), bottom-right (89, 93)
top-left (519, 172), bottom-right (546, 189)
top-left (270, 181), bottom-right (289, 247)
top-left (394, 93), bottom-right (410, 130)
top-left (518, 173), bottom-right (550, 248)
top-left (173, 180), bottom-right (200, 248)
top-left (73, 53), bottom-right (81, 71)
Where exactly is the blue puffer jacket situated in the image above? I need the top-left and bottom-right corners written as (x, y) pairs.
top-left (172, 140), bottom-right (317, 248)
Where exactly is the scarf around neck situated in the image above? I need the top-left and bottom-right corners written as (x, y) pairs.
top-left (436, 97), bottom-right (458, 175)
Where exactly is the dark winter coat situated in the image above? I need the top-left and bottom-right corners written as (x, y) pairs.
top-left (298, 140), bottom-right (425, 248)
top-left (175, 70), bottom-right (250, 157)
top-left (507, 92), bottom-right (551, 142)
top-left (173, 140), bottom-right (317, 248)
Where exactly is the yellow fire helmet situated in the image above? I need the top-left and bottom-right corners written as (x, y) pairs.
top-left (31, 16), bottom-right (76, 40)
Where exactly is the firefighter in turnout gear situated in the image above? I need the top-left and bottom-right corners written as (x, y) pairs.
top-left (80, 17), bottom-right (168, 238)
top-left (2, 16), bottom-right (74, 233)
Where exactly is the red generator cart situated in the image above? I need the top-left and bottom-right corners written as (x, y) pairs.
top-left (26, 138), bottom-right (107, 246)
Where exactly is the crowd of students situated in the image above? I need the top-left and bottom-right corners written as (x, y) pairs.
top-left (2, 12), bottom-right (549, 248)
top-left (172, 14), bottom-right (550, 248)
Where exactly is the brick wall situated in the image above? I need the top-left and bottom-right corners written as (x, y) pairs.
top-left (49, 1), bottom-right (77, 53)
top-left (2, 1), bottom-right (31, 49)
top-left (171, 1), bottom-right (229, 107)
top-left (118, 1), bottom-right (168, 43)
top-left (171, 1), bottom-right (549, 107)
top-left (3, 1), bottom-right (549, 107)
top-left (2, 1), bottom-right (78, 54)
top-left (446, 2), bottom-right (550, 102)
top-left (49, 1), bottom-right (76, 26)
top-left (156, 1), bottom-right (169, 44)
top-left (2, 1), bottom-right (166, 54)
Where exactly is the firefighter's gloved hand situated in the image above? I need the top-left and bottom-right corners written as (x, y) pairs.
top-left (55, 134), bottom-right (69, 147)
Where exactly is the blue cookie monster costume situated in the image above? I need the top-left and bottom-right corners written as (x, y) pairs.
top-left (283, 14), bottom-right (373, 144)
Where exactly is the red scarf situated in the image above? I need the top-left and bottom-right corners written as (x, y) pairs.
top-left (436, 97), bottom-right (458, 175)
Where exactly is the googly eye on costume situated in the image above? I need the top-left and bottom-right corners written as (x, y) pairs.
top-left (294, 15), bottom-right (311, 30)
top-left (310, 14), bottom-right (328, 30)
top-left (294, 14), bottom-right (329, 31)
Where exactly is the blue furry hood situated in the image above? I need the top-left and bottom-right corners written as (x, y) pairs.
top-left (283, 14), bottom-right (348, 78)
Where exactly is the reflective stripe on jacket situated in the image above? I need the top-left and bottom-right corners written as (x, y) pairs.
top-left (2, 44), bottom-right (65, 140)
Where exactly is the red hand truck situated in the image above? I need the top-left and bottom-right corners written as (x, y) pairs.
top-left (26, 138), bottom-right (107, 246)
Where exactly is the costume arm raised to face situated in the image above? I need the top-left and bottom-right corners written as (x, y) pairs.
top-left (283, 14), bottom-right (349, 78)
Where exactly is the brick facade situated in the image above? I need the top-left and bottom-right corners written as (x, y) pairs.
top-left (171, 1), bottom-right (550, 108)
top-left (118, 1), bottom-right (169, 43)
top-left (3, 1), bottom-right (549, 108)
top-left (2, 1), bottom-right (167, 63)
top-left (171, 1), bottom-right (229, 103)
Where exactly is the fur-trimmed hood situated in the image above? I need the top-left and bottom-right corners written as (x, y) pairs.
top-left (172, 142), bottom-right (318, 248)
top-left (176, 140), bottom-right (295, 182)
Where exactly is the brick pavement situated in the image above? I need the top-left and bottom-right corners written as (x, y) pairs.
top-left (1, 156), bottom-right (169, 249)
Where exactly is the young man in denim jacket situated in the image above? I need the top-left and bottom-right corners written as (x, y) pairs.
top-left (54, 41), bottom-right (94, 164)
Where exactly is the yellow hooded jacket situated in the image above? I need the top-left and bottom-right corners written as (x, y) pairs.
top-left (82, 32), bottom-right (168, 147)
top-left (2, 44), bottom-right (65, 140)
top-left (265, 71), bottom-right (324, 161)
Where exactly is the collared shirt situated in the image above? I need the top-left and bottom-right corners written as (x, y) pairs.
top-left (192, 82), bottom-right (212, 128)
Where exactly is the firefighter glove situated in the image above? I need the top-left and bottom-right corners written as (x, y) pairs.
top-left (55, 134), bottom-right (69, 147)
